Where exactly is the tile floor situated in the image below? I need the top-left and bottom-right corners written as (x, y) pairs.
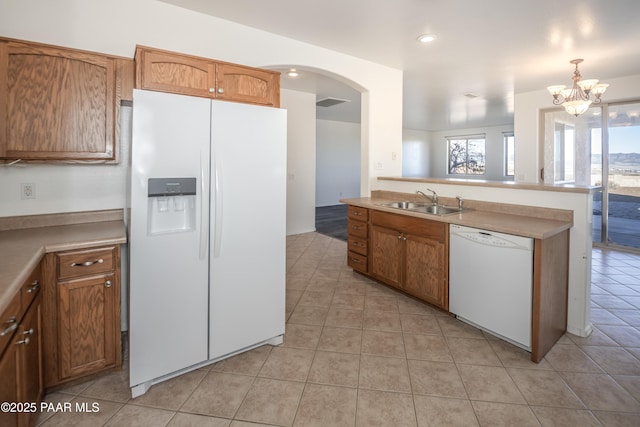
top-left (37, 233), bottom-right (640, 426)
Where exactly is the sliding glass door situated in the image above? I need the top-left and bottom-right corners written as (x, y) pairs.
top-left (595, 102), bottom-right (640, 249)
top-left (544, 101), bottom-right (640, 250)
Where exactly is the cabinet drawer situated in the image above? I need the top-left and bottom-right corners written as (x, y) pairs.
top-left (347, 251), bottom-right (367, 273)
top-left (348, 236), bottom-right (368, 256)
top-left (347, 205), bottom-right (368, 221)
top-left (57, 247), bottom-right (115, 280)
top-left (0, 291), bottom-right (21, 356)
top-left (348, 220), bottom-right (368, 238)
top-left (21, 263), bottom-right (42, 312)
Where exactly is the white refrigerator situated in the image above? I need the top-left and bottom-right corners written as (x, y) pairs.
top-left (129, 89), bottom-right (286, 397)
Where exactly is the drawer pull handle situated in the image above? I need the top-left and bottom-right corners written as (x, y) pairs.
top-left (27, 280), bottom-right (40, 293)
top-left (1, 317), bottom-right (18, 336)
top-left (22, 328), bottom-right (34, 336)
top-left (71, 259), bottom-right (104, 267)
top-left (105, 280), bottom-right (112, 288)
top-left (16, 337), bottom-right (30, 345)
top-left (351, 258), bottom-right (361, 264)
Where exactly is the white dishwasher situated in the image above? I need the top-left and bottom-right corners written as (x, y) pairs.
top-left (449, 224), bottom-right (534, 350)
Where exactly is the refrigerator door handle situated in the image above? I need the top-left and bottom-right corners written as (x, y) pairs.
top-left (213, 155), bottom-right (223, 258)
top-left (199, 150), bottom-right (208, 260)
top-left (199, 151), bottom-right (209, 259)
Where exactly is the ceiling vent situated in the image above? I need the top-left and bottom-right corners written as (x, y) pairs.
top-left (316, 97), bottom-right (350, 107)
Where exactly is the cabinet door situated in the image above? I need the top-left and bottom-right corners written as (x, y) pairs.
top-left (0, 341), bottom-right (18, 427)
top-left (216, 63), bottom-right (279, 107)
top-left (138, 49), bottom-right (217, 98)
top-left (370, 225), bottom-right (403, 288)
top-left (404, 235), bottom-right (447, 309)
top-left (17, 296), bottom-right (42, 427)
top-left (57, 274), bottom-right (117, 379)
top-left (0, 40), bottom-right (116, 160)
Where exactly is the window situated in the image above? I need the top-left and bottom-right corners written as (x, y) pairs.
top-left (504, 132), bottom-right (515, 176)
top-left (447, 134), bottom-right (485, 175)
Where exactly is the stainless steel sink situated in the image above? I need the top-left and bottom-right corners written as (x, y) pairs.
top-left (384, 201), bottom-right (462, 216)
top-left (412, 205), bottom-right (461, 215)
top-left (385, 201), bottom-right (426, 209)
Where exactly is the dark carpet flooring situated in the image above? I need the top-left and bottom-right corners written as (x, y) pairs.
top-left (315, 204), bottom-right (348, 241)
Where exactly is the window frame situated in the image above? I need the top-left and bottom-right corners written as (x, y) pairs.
top-left (446, 134), bottom-right (486, 175)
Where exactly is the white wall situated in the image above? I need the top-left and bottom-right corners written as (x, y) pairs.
top-left (402, 129), bottom-right (430, 177)
top-left (428, 125), bottom-right (514, 181)
top-left (281, 89), bottom-right (317, 235)
top-left (316, 119), bottom-right (360, 206)
top-left (0, 125), bottom-right (130, 216)
top-left (0, 0), bottom-right (403, 219)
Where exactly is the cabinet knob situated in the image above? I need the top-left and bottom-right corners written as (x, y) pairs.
top-left (217, 88), bottom-right (225, 94)
top-left (105, 280), bottom-right (112, 288)
top-left (209, 87), bottom-right (215, 93)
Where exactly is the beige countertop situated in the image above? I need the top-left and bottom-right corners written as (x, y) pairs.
top-left (341, 196), bottom-right (572, 239)
top-left (0, 214), bottom-right (127, 315)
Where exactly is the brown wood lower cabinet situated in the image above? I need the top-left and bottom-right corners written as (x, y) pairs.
top-left (369, 210), bottom-right (449, 311)
top-left (43, 245), bottom-right (121, 388)
top-left (0, 264), bottom-right (43, 427)
top-left (347, 206), bottom-right (369, 274)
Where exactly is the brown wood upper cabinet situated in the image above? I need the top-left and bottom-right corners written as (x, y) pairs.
top-left (0, 37), bottom-right (132, 162)
top-left (135, 46), bottom-right (280, 107)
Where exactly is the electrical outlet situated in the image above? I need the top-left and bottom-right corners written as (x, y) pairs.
top-left (21, 183), bottom-right (35, 200)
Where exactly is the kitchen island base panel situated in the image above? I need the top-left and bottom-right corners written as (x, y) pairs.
top-left (341, 200), bottom-right (571, 363)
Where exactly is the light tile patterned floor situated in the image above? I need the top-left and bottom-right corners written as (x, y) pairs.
top-left (37, 234), bottom-right (640, 426)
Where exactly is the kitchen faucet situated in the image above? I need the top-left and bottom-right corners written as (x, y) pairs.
top-left (416, 189), bottom-right (438, 205)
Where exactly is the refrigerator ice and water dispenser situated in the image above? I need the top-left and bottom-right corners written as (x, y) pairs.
top-left (147, 177), bottom-right (197, 235)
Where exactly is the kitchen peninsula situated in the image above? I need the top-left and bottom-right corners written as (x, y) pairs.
top-left (366, 176), bottom-right (600, 347)
top-left (342, 185), bottom-right (574, 362)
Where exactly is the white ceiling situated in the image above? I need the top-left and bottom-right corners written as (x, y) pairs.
top-left (162, 0), bottom-right (640, 131)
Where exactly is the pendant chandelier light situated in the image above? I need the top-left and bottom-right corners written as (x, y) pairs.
top-left (547, 59), bottom-right (608, 116)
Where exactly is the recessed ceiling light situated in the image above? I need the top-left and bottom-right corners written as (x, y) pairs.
top-left (417, 34), bottom-right (437, 43)
top-left (287, 68), bottom-right (299, 77)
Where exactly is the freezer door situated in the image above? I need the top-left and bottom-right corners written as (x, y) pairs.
top-left (129, 90), bottom-right (211, 391)
top-left (209, 101), bottom-right (287, 359)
